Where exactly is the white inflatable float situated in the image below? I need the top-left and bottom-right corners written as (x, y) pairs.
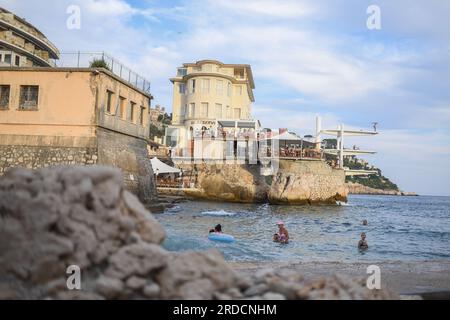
top-left (208, 232), bottom-right (235, 243)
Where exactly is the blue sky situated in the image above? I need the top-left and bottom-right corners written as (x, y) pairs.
top-left (2, 0), bottom-right (450, 196)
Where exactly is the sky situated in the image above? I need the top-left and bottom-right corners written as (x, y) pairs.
top-left (1, 0), bottom-right (449, 196)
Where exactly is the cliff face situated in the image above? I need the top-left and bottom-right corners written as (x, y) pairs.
top-left (173, 160), bottom-right (348, 204)
top-left (268, 160), bottom-right (348, 204)
top-left (178, 163), bottom-right (269, 203)
top-left (346, 182), bottom-right (417, 196)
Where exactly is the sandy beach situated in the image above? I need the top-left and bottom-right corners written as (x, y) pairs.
top-left (230, 260), bottom-right (450, 297)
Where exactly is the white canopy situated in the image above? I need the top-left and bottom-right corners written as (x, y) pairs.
top-left (264, 131), bottom-right (302, 141)
top-left (150, 157), bottom-right (181, 174)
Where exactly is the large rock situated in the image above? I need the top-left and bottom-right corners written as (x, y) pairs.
top-left (0, 166), bottom-right (396, 300)
top-left (172, 161), bottom-right (348, 204)
top-left (177, 163), bottom-right (269, 203)
top-left (268, 160), bottom-right (348, 204)
top-left (0, 166), bottom-right (165, 299)
top-left (156, 249), bottom-right (239, 299)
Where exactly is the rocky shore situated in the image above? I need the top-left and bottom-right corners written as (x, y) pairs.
top-left (0, 166), bottom-right (396, 299)
top-left (172, 160), bottom-right (348, 204)
top-left (346, 182), bottom-right (417, 196)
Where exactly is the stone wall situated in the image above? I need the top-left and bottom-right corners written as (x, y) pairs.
top-left (0, 145), bottom-right (97, 175)
top-left (268, 160), bottom-right (348, 204)
top-left (97, 128), bottom-right (156, 203)
top-left (0, 130), bottom-right (157, 203)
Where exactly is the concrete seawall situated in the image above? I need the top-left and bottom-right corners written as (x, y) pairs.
top-left (0, 131), bottom-right (157, 203)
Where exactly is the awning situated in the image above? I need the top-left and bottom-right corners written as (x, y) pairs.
top-left (263, 131), bottom-right (302, 141)
top-left (150, 157), bottom-right (181, 174)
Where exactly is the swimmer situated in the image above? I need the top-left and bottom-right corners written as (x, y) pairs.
top-left (358, 232), bottom-right (369, 250)
top-left (273, 221), bottom-right (289, 244)
top-left (209, 224), bottom-right (222, 234)
top-left (362, 219), bottom-right (368, 226)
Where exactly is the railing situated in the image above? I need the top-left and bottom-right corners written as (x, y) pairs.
top-left (260, 147), bottom-right (323, 160)
top-left (53, 52), bottom-right (151, 94)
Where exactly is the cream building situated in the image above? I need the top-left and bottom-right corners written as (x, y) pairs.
top-left (166, 60), bottom-right (260, 160)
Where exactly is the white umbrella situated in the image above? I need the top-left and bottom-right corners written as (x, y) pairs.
top-left (150, 157), bottom-right (181, 174)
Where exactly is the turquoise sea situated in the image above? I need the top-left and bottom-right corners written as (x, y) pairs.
top-left (156, 195), bottom-right (450, 262)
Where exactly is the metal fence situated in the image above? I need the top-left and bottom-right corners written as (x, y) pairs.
top-left (53, 52), bottom-right (151, 94)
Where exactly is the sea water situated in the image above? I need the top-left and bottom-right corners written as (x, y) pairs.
top-left (155, 195), bottom-right (450, 262)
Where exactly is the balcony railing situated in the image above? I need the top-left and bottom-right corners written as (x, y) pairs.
top-left (53, 52), bottom-right (151, 95)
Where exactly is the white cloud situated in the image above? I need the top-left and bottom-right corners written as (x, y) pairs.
top-left (212, 0), bottom-right (315, 18)
top-left (84, 0), bottom-right (136, 16)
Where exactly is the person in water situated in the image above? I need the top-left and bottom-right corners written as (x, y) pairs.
top-left (273, 221), bottom-right (289, 244)
top-left (209, 224), bottom-right (222, 233)
top-left (358, 232), bottom-right (369, 250)
top-left (362, 219), bottom-right (368, 226)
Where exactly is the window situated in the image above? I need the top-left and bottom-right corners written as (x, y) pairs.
top-left (233, 108), bottom-right (241, 119)
top-left (216, 80), bottom-right (223, 95)
top-left (15, 56), bottom-right (20, 66)
top-left (227, 82), bottom-right (232, 97)
top-left (177, 68), bottom-right (187, 77)
top-left (4, 54), bottom-right (11, 65)
top-left (201, 102), bottom-right (208, 118)
top-left (202, 79), bottom-right (210, 94)
top-left (189, 103), bottom-right (195, 118)
top-left (119, 96), bottom-right (126, 119)
top-left (19, 85), bottom-right (39, 110)
top-left (129, 101), bottom-right (136, 122)
top-left (215, 103), bottom-right (222, 118)
top-left (0, 85), bottom-right (10, 109)
top-left (106, 90), bottom-right (114, 113)
top-left (179, 83), bottom-right (186, 94)
top-left (180, 104), bottom-right (187, 117)
top-left (139, 105), bottom-right (145, 125)
top-left (226, 105), bottom-right (231, 118)
top-left (234, 68), bottom-right (245, 79)
top-left (236, 85), bottom-right (243, 95)
top-left (190, 79), bottom-right (196, 94)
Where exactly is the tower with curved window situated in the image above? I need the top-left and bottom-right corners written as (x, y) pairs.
top-left (166, 60), bottom-right (260, 158)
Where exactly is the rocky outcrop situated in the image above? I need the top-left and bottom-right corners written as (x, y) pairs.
top-left (172, 161), bottom-right (348, 204)
top-left (0, 166), bottom-right (396, 299)
top-left (347, 182), bottom-right (417, 196)
top-left (177, 163), bottom-right (269, 203)
top-left (268, 160), bottom-right (348, 204)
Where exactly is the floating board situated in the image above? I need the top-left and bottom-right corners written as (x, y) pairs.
top-left (208, 233), bottom-right (235, 243)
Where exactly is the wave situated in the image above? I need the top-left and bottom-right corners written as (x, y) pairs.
top-left (201, 210), bottom-right (238, 216)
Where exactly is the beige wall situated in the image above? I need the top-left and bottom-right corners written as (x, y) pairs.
top-left (0, 68), bottom-right (151, 143)
top-left (96, 72), bottom-right (151, 139)
top-left (0, 70), bottom-right (97, 137)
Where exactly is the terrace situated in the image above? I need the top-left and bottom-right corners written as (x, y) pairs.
top-left (53, 52), bottom-right (151, 95)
